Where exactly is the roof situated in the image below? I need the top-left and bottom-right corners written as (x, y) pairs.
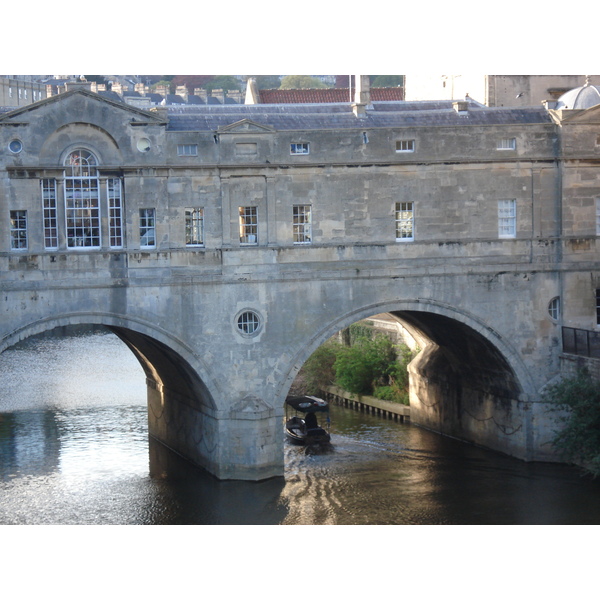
top-left (285, 396), bottom-right (329, 413)
top-left (164, 101), bottom-right (553, 132)
top-left (257, 87), bottom-right (404, 104)
top-left (555, 83), bottom-right (600, 110)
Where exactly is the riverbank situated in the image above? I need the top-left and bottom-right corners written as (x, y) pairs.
top-left (321, 385), bottom-right (410, 422)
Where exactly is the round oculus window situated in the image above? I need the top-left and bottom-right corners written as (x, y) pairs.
top-left (236, 311), bottom-right (261, 336)
top-left (8, 139), bottom-right (22, 154)
top-left (137, 138), bottom-right (151, 153)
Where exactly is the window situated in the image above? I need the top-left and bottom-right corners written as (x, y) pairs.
top-left (290, 142), bottom-right (309, 155)
top-left (107, 178), bottom-right (123, 248)
top-left (497, 138), bottom-right (516, 150)
top-left (41, 179), bottom-right (58, 249)
top-left (10, 210), bottom-right (27, 249)
top-left (139, 208), bottom-right (156, 248)
top-left (64, 149), bottom-right (100, 248)
top-left (293, 205), bottom-right (312, 244)
top-left (498, 199), bottom-right (516, 238)
top-left (185, 208), bottom-right (204, 246)
top-left (239, 206), bottom-right (258, 244)
top-left (395, 202), bottom-right (414, 241)
top-left (596, 198), bottom-right (600, 236)
top-left (396, 140), bottom-right (415, 153)
top-left (548, 297), bottom-right (560, 321)
top-left (177, 144), bottom-right (198, 156)
top-left (597, 289), bottom-right (600, 326)
top-left (237, 311), bottom-right (261, 336)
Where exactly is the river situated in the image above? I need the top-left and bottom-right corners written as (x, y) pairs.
top-left (1, 330), bottom-right (600, 526)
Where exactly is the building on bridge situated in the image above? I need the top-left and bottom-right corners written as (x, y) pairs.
top-left (0, 76), bottom-right (599, 480)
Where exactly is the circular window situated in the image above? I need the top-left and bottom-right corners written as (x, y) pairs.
top-left (548, 297), bottom-right (560, 321)
top-left (236, 310), bottom-right (261, 336)
top-left (137, 138), bottom-right (151, 153)
top-left (8, 139), bottom-right (22, 154)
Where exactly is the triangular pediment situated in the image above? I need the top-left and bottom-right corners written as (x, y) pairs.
top-left (0, 88), bottom-right (167, 125)
top-left (217, 119), bottom-right (275, 134)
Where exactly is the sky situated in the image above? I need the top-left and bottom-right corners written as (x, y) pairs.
top-left (5, 3), bottom-right (596, 77)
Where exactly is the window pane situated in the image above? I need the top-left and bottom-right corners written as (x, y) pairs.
top-left (293, 205), bottom-right (311, 243)
top-left (108, 178), bottom-right (123, 248)
top-left (185, 208), bottom-right (204, 246)
top-left (42, 179), bottom-right (58, 249)
top-left (10, 210), bottom-right (27, 249)
top-left (64, 150), bottom-right (100, 248)
top-left (140, 208), bottom-right (156, 247)
top-left (498, 199), bottom-right (516, 238)
top-left (395, 202), bottom-right (414, 241)
top-left (239, 206), bottom-right (258, 244)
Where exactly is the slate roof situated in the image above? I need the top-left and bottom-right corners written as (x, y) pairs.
top-left (165, 101), bottom-right (553, 132)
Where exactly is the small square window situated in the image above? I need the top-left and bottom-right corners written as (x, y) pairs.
top-left (497, 138), bottom-right (516, 150)
top-left (290, 142), bottom-right (309, 155)
top-left (395, 140), bottom-right (415, 153)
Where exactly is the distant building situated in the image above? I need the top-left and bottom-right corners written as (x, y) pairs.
top-left (405, 74), bottom-right (600, 107)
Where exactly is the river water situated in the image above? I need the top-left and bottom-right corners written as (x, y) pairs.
top-left (1, 330), bottom-right (600, 526)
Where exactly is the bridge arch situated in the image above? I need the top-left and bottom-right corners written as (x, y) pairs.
top-left (279, 299), bottom-right (535, 460)
top-left (0, 312), bottom-right (220, 413)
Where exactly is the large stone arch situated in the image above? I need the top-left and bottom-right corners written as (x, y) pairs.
top-left (0, 312), bottom-right (229, 475)
top-left (277, 299), bottom-right (536, 461)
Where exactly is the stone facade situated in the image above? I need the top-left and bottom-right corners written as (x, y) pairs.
top-left (0, 81), bottom-right (599, 479)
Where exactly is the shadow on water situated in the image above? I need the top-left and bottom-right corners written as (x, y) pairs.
top-left (147, 437), bottom-right (288, 525)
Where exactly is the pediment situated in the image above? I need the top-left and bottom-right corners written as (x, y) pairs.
top-left (0, 88), bottom-right (167, 126)
top-left (217, 119), bottom-right (275, 134)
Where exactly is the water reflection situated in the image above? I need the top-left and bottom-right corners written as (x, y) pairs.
top-left (1, 331), bottom-right (600, 525)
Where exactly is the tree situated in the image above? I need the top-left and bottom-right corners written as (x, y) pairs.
top-left (204, 76), bottom-right (241, 92)
top-left (371, 75), bottom-right (404, 87)
top-left (252, 75), bottom-right (282, 90)
top-left (544, 369), bottom-right (600, 477)
top-left (279, 75), bottom-right (326, 89)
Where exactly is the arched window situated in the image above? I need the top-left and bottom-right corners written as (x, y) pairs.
top-left (64, 149), bottom-right (100, 248)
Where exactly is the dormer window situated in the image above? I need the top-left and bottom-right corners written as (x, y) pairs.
top-left (497, 138), bottom-right (516, 150)
top-left (396, 139), bottom-right (415, 153)
top-left (290, 142), bottom-right (309, 155)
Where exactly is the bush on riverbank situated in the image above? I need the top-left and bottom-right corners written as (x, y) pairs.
top-left (544, 369), bottom-right (600, 478)
top-left (297, 331), bottom-right (417, 405)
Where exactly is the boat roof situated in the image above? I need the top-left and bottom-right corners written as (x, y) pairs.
top-left (285, 395), bottom-right (329, 413)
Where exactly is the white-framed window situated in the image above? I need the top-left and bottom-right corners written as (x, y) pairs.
top-left (290, 142), bottom-right (309, 155)
top-left (395, 202), bottom-right (414, 241)
top-left (596, 198), bottom-right (600, 235)
top-left (177, 144), bottom-right (198, 156)
top-left (107, 178), bottom-right (123, 248)
top-left (395, 140), bottom-right (415, 153)
top-left (548, 297), bottom-right (560, 321)
top-left (293, 205), bottom-right (312, 244)
top-left (10, 210), bottom-right (27, 250)
top-left (498, 199), bottom-right (516, 238)
top-left (41, 179), bottom-right (58, 249)
top-left (185, 208), bottom-right (204, 246)
top-left (64, 149), bottom-right (100, 248)
top-left (239, 206), bottom-right (258, 244)
top-left (139, 208), bottom-right (156, 248)
top-left (497, 138), bottom-right (516, 150)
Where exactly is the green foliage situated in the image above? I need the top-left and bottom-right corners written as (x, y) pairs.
top-left (252, 75), bottom-right (282, 89)
top-left (334, 335), bottom-right (400, 396)
top-left (279, 75), bottom-right (326, 89)
top-left (301, 341), bottom-right (340, 394)
top-left (204, 76), bottom-right (241, 92)
top-left (371, 75), bottom-right (404, 87)
top-left (544, 369), bottom-right (600, 477)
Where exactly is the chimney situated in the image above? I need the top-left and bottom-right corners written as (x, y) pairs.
top-left (453, 100), bottom-right (469, 114)
top-left (352, 75), bottom-right (372, 117)
top-left (245, 77), bottom-right (260, 104)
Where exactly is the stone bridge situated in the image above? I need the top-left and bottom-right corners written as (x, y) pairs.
top-left (1, 81), bottom-right (599, 479)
